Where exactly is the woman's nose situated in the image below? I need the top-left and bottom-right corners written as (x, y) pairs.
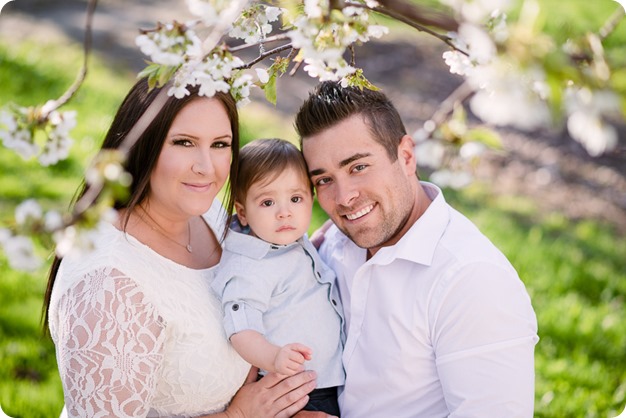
top-left (191, 150), bottom-right (215, 175)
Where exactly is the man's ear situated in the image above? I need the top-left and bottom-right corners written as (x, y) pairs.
top-left (234, 201), bottom-right (248, 226)
top-left (398, 135), bottom-right (417, 176)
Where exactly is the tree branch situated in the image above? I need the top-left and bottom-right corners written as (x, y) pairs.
top-left (344, 1), bottom-right (466, 55)
top-left (41, 0), bottom-right (97, 118)
top-left (228, 34), bottom-right (292, 52)
top-left (598, 5), bottom-right (625, 41)
top-left (240, 43), bottom-right (294, 69)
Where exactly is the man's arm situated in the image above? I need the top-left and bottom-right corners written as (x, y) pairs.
top-left (433, 262), bottom-right (539, 417)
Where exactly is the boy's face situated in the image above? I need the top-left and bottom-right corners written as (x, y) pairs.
top-left (235, 167), bottom-right (313, 245)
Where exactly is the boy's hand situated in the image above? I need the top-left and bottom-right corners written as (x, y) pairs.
top-left (274, 343), bottom-right (313, 375)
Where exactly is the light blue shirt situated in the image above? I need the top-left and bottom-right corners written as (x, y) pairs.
top-left (212, 223), bottom-right (345, 389)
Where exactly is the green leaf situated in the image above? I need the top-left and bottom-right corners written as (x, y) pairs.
top-left (263, 73), bottom-right (278, 105)
top-left (464, 127), bottom-right (503, 149)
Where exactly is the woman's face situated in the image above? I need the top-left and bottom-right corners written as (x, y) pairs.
top-left (148, 97), bottom-right (233, 219)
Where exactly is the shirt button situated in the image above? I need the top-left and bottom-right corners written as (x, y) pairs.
top-left (232, 303), bottom-right (239, 311)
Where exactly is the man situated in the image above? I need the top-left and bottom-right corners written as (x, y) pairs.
top-left (295, 81), bottom-right (539, 418)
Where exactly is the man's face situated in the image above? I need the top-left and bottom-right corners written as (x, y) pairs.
top-left (302, 114), bottom-right (418, 254)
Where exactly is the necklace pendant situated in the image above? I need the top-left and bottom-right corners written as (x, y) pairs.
top-left (186, 244), bottom-right (193, 253)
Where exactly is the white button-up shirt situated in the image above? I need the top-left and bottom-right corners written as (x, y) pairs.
top-left (319, 182), bottom-right (539, 418)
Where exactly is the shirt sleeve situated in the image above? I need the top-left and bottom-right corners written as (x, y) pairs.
top-left (432, 262), bottom-right (539, 418)
top-left (54, 267), bottom-right (167, 418)
top-left (212, 262), bottom-right (273, 338)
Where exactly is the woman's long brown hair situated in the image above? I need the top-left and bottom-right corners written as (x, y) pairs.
top-left (41, 78), bottom-right (240, 334)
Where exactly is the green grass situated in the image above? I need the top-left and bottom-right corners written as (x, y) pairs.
top-left (0, 39), bottom-right (134, 418)
top-left (2, 4), bottom-right (626, 417)
top-left (444, 187), bottom-right (626, 417)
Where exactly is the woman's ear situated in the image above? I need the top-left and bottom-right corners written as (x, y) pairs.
top-left (234, 201), bottom-right (248, 226)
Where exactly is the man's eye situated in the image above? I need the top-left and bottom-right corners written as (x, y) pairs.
top-left (353, 164), bottom-right (367, 172)
top-left (315, 177), bottom-right (331, 186)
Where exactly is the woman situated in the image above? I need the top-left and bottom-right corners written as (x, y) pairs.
top-left (42, 78), bottom-right (326, 418)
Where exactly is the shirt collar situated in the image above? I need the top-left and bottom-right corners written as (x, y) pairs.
top-left (224, 217), bottom-right (304, 260)
top-left (348, 181), bottom-right (450, 267)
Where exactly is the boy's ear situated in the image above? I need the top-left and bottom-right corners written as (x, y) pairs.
top-left (234, 202), bottom-right (248, 226)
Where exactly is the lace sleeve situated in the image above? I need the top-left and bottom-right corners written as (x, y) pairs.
top-left (54, 267), bottom-right (167, 418)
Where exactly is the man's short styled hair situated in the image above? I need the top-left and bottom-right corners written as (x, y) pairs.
top-left (295, 81), bottom-right (407, 161)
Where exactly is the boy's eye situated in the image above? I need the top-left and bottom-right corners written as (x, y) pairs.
top-left (261, 200), bottom-right (274, 207)
top-left (291, 196), bottom-right (303, 203)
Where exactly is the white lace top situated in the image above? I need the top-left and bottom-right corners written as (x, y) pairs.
top-left (48, 202), bottom-right (250, 418)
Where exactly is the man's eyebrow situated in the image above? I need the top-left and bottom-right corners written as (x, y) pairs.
top-left (309, 152), bottom-right (372, 177)
top-left (340, 153), bottom-right (371, 168)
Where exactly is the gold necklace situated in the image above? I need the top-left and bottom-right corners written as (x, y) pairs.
top-left (138, 206), bottom-right (193, 253)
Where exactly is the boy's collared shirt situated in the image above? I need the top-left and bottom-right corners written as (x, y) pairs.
top-left (212, 225), bottom-right (345, 389)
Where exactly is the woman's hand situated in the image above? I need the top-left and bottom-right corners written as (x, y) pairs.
top-left (224, 371), bottom-right (317, 418)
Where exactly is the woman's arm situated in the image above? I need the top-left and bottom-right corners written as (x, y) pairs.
top-left (54, 269), bottom-right (166, 418)
top-left (230, 330), bottom-right (312, 375)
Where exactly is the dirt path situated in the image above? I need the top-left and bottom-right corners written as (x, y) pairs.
top-left (2, 0), bottom-right (625, 232)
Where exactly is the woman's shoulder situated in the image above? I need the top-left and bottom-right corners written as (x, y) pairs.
top-left (55, 221), bottom-right (160, 294)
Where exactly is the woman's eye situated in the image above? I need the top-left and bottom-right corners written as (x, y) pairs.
top-left (261, 200), bottom-right (274, 207)
top-left (212, 141), bottom-right (232, 149)
top-left (173, 139), bottom-right (193, 147)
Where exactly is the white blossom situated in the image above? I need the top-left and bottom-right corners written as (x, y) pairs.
top-left (0, 228), bottom-right (11, 244)
top-left (440, 0), bottom-right (512, 23)
top-left (2, 234), bottom-right (42, 271)
top-left (44, 210), bottom-right (64, 232)
top-left (443, 50), bottom-right (473, 76)
top-left (229, 5), bottom-right (282, 45)
top-left (39, 131), bottom-right (73, 166)
top-left (53, 224), bottom-right (100, 258)
top-left (186, 0), bottom-right (233, 25)
top-left (460, 141), bottom-right (486, 160)
top-left (255, 68), bottom-right (270, 84)
top-left (567, 112), bottom-right (617, 157)
top-left (430, 169), bottom-right (473, 189)
top-left (15, 199), bottom-right (43, 225)
top-left (468, 61), bottom-right (551, 130)
top-left (414, 140), bottom-right (445, 169)
top-left (135, 24), bottom-right (199, 67)
top-left (2, 128), bottom-right (39, 160)
top-left (565, 87), bottom-right (621, 156)
top-left (304, 0), bottom-right (326, 18)
top-left (459, 23), bottom-right (496, 64)
top-left (0, 109), bottom-right (17, 131)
